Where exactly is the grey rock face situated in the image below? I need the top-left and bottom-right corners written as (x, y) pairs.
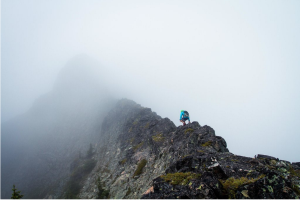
top-left (3, 90), bottom-right (299, 199)
top-left (74, 99), bottom-right (299, 199)
top-left (74, 99), bottom-right (231, 199)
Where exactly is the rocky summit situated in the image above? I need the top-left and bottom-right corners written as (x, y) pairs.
top-left (2, 97), bottom-right (300, 199)
top-left (62, 99), bottom-right (300, 199)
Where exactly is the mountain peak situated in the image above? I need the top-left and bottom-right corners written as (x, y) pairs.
top-left (53, 54), bottom-right (104, 96)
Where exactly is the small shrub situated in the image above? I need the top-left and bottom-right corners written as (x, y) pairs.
top-left (133, 159), bottom-right (147, 177)
top-left (270, 159), bottom-right (277, 165)
top-left (289, 167), bottom-right (300, 178)
top-left (220, 174), bottom-right (265, 198)
top-left (201, 141), bottom-right (212, 147)
top-left (133, 142), bottom-right (144, 151)
top-left (152, 133), bottom-right (165, 142)
top-left (161, 172), bottom-right (201, 185)
top-left (97, 177), bottom-right (110, 199)
top-left (184, 128), bottom-right (194, 134)
top-left (291, 184), bottom-right (300, 196)
top-left (11, 185), bottom-right (24, 199)
top-left (125, 187), bottom-right (132, 196)
top-left (120, 158), bottom-right (127, 165)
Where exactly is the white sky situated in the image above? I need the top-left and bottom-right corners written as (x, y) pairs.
top-left (1, 0), bottom-right (300, 162)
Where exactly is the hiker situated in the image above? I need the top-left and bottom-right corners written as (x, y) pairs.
top-left (180, 110), bottom-right (190, 126)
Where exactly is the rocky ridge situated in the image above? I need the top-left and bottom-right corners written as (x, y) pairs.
top-left (69, 99), bottom-right (300, 199)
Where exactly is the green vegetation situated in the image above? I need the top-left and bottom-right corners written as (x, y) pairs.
top-left (120, 158), bottom-right (127, 165)
top-left (161, 172), bottom-right (201, 185)
top-left (11, 185), bottom-right (24, 199)
top-left (133, 142), bottom-right (144, 151)
top-left (152, 133), bottom-right (165, 142)
top-left (291, 184), bottom-right (300, 196)
top-left (220, 174), bottom-right (265, 198)
top-left (266, 165), bottom-right (276, 170)
top-left (184, 128), bottom-right (194, 134)
top-left (289, 167), bottom-right (300, 178)
top-left (133, 159), bottom-right (147, 177)
top-left (197, 150), bottom-right (205, 153)
top-left (97, 177), bottom-right (110, 199)
top-left (133, 120), bottom-right (138, 125)
top-left (270, 159), bottom-right (277, 165)
top-left (125, 187), bottom-right (132, 197)
top-left (201, 141), bottom-right (212, 147)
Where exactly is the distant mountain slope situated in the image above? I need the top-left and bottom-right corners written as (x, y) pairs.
top-left (1, 55), bottom-right (115, 198)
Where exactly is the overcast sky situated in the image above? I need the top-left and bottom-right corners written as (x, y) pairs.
top-left (2, 0), bottom-right (300, 162)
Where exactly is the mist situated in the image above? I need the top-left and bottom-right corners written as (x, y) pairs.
top-left (2, 0), bottom-right (300, 169)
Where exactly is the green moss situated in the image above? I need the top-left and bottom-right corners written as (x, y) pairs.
top-left (201, 141), bottom-right (212, 147)
top-left (133, 159), bottom-right (147, 177)
top-left (241, 190), bottom-right (250, 198)
top-left (128, 127), bottom-right (133, 133)
top-left (289, 167), bottom-right (300, 178)
top-left (270, 159), bottom-right (277, 165)
top-left (291, 184), bottom-right (300, 196)
top-left (125, 187), bottom-right (132, 197)
top-left (220, 174), bottom-right (265, 198)
top-left (120, 158), bottom-right (127, 165)
top-left (184, 128), bottom-right (194, 134)
top-left (133, 120), bottom-right (138, 125)
top-left (161, 172), bottom-right (201, 185)
top-left (152, 133), bottom-right (165, 142)
top-left (266, 165), bottom-right (276, 170)
top-left (133, 142), bottom-right (144, 151)
top-left (267, 185), bottom-right (273, 193)
top-left (197, 150), bottom-right (205, 153)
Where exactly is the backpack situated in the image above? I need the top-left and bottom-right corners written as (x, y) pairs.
top-left (183, 111), bottom-right (189, 118)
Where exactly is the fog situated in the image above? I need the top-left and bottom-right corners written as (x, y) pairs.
top-left (2, 0), bottom-right (300, 165)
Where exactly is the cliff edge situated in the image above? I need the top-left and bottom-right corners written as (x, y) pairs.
top-left (70, 99), bottom-right (300, 199)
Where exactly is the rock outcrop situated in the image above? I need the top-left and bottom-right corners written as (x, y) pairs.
top-left (2, 90), bottom-right (299, 198)
top-left (73, 99), bottom-right (300, 199)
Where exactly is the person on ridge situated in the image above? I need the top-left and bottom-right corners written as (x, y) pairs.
top-left (180, 110), bottom-right (190, 126)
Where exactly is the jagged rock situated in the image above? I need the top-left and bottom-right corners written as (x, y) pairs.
top-left (4, 95), bottom-right (299, 199)
top-left (257, 154), bottom-right (277, 160)
top-left (293, 162), bottom-right (300, 170)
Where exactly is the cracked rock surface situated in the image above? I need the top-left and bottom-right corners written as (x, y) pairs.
top-left (73, 99), bottom-right (300, 199)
